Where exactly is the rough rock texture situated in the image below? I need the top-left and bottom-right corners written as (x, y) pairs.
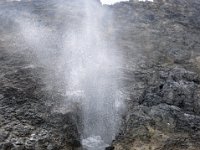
top-left (0, 1), bottom-right (82, 150)
top-left (1, 0), bottom-right (200, 150)
top-left (109, 0), bottom-right (200, 149)
top-left (0, 47), bottom-right (81, 150)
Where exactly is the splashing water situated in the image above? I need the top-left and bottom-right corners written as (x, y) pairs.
top-left (82, 136), bottom-right (109, 150)
top-left (14, 0), bottom-right (124, 149)
top-left (63, 0), bottom-right (124, 149)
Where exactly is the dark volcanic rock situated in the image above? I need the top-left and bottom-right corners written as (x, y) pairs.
top-left (1, 0), bottom-right (200, 150)
top-left (109, 0), bottom-right (200, 149)
top-left (0, 0), bottom-right (86, 149)
top-left (0, 48), bottom-right (81, 149)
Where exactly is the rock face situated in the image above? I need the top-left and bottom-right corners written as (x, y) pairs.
top-left (109, 0), bottom-right (200, 149)
top-left (0, 0), bottom-right (200, 150)
top-left (0, 1), bottom-right (83, 149)
top-left (0, 48), bottom-right (81, 150)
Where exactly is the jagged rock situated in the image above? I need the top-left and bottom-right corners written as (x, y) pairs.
top-left (0, 0), bottom-right (200, 150)
top-left (105, 146), bottom-right (115, 150)
top-left (0, 130), bottom-right (9, 143)
top-left (109, 0), bottom-right (200, 149)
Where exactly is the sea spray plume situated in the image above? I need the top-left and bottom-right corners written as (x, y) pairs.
top-left (6, 0), bottom-right (125, 149)
top-left (15, 16), bottom-right (59, 67)
top-left (61, 0), bottom-right (125, 148)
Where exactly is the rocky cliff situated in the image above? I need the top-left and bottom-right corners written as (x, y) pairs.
top-left (110, 0), bottom-right (200, 150)
top-left (0, 1), bottom-right (83, 150)
top-left (0, 0), bottom-right (200, 150)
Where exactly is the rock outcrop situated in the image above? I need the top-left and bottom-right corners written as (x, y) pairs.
top-left (0, 1), bottom-right (82, 149)
top-left (109, 0), bottom-right (200, 149)
top-left (0, 0), bottom-right (200, 150)
top-left (0, 44), bottom-right (81, 150)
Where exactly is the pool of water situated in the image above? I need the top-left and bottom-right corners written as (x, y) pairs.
top-left (82, 136), bottom-right (110, 150)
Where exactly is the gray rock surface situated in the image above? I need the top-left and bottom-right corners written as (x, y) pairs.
top-left (0, 1), bottom-right (82, 149)
top-left (0, 48), bottom-right (81, 149)
top-left (109, 0), bottom-right (200, 149)
top-left (1, 0), bottom-right (200, 150)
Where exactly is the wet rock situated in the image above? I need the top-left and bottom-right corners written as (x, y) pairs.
top-left (105, 146), bottom-right (115, 150)
top-left (72, 139), bottom-right (82, 147)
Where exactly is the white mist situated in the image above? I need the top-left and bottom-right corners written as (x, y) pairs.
top-left (14, 0), bottom-right (124, 149)
top-left (63, 0), bottom-right (124, 149)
